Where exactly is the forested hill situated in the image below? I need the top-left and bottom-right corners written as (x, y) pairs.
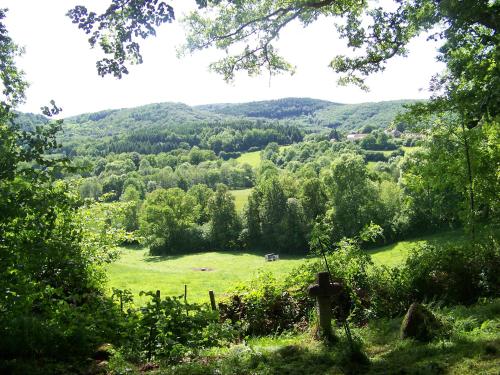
top-left (196, 97), bottom-right (336, 119)
top-left (14, 98), bottom-right (418, 156)
top-left (197, 98), bottom-right (417, 129)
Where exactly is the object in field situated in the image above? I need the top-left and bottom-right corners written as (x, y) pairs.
top-left (264, 253), bottom-right (279, 261)
top-left (400, 302), bottom-right (442, 342)
top-left (308, 271), bottom-right (344, 339)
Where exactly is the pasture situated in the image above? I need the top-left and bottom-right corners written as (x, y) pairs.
top-left (106, 229), bottom-right (470, 305)
top-left (235, 150), bottom-right (261, 167)
top-left (230, 188), bottom-right (252, 212)
top-left (107, 248), bottom-right (304, 305)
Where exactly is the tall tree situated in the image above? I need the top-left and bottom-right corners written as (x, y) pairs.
top-left (207, 183), bottom-right (241, 249)
top-left (322, 153), bottom-right (377, 240)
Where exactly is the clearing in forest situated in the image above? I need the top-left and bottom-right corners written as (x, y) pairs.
top-left (107, 249), bottom-right (304, 305)
top-left (107, 229), bottom-right (468, 306)
top-left (230, 188), bottom-right (252, 212)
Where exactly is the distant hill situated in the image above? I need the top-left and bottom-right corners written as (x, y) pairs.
top-left (197, 97), bottom-right (336, 119)
top-left (315, 100), bottom-right (417, 130)
top-left (198, 98), bottom-right (417, 130)
top-left (63, 102), bottom-right (225, 139)
top-left (12, 112), bottom-right (49, 129)
top-left (12, 98), bottom-right (420, 155)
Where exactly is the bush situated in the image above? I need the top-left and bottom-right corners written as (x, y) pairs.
top-left (120, 291), bottom-right (236, 363)
top-left (404, 237), bottom-right (500, 305)
top-left (219, 272), bottom-right (312, 336)
top-left (364, 151), bottom-right (388, 162)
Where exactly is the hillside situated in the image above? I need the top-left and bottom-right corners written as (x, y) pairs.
top-left (13, 98), bottom-right (419, 156)
top-left (198, 98), bottom-right (418, 130)
top-left (197, 97), bottom-right (336, 119)
top-left (315, 99), bottom-right (417, 130)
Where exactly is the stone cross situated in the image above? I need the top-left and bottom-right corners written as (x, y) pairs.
top-left (308, 271), bottom-right (342, 338)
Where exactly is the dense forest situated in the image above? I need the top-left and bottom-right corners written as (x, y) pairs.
top-left (1, 0), bottom-right (499, 374)
top-left (20, 98), bottom-right (415, 156)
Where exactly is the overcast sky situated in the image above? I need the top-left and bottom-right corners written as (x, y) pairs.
top-left (4, 0), bottom-right (444, 117)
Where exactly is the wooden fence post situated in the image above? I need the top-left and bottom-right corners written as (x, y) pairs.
top-left (209, 290), bottom-right (217, 311)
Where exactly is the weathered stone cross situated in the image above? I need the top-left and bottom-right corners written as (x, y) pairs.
top-left (308, 271), bottom-right (343, 338)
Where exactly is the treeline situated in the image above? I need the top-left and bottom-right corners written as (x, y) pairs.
top-left (75, 147), bottom-right (255, 201)
top-left (198, 97), bottom-right (334, 119)
top-left (62, 119), bottom-right (303, 156)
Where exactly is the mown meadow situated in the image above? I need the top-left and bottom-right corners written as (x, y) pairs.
top-left (106, 228), bottom-right (468, 305)
top-left (107, 248), bottom-right (304, 305)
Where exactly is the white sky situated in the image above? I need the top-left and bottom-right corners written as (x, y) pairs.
top-left (4, 0), bottom-right (444, 117)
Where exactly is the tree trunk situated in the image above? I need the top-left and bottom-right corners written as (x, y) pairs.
top-left (461, 122), bottom-right (476, 240)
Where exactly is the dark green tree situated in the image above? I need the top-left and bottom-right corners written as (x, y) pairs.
top-left (208, 184), bottom-right (241, 249)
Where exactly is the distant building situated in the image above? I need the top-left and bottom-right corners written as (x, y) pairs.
top-left (385, 129), bottom-right (402, 138)
top-left (346, 133), bottom-right (368, 141)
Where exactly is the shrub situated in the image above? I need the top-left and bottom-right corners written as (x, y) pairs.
top-left (404, 237), bottom-right (500, 305)
top-left (121, 291), bottom-right (236, 363)
top-left (219, 272), bottom-right (312, 336)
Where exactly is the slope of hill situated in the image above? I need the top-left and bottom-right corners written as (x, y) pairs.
top-left (315, 100), bottom-right (417, 130)
top-left (197, 97), bottom-right (336, 119)
top-left (198, 98), bottom-right (418, 130)
top-left (62, 102), bottom-right (225, 140)
top-left (13, 98), bottom-right (420, 155)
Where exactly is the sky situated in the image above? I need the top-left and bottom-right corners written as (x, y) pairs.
top-left (4, 0), bottom-right (445, 117)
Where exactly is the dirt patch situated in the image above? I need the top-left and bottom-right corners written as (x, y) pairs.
top-left (192, 267), bottom-right (214, 272)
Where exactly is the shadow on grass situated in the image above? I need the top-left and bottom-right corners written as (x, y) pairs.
top-left (143, 249), bottom-right (306, 263)
top-left (369, 336), bottom-right (500, 375)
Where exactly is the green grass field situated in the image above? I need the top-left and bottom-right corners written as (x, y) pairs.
top-left (106, 229), bottom-right (471, 306)
top-left (107, 249), bottom-right (304, 305)
top-left (367, 228), bottom-right (467, 268)
top-left (230, 188), bottom-right (252, 212)
top-left (235, 145), bottom-right (293, 168)
top-left (401, 145), bottom-right (421, 153)
top-left (235, 150), bottom-right (261, 167)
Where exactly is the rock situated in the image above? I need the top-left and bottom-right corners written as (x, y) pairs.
top-left (400, 303), bottom-right (442, 342)
top-left (86, 360), bottom-right (108, 375)
top-left (92, 343), bottom-right (114, 361)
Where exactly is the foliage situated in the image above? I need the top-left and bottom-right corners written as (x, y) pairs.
top-left (67, 0), bottom-right (175, 78)
top-left (120, 291), bottom-right (236, 363)
top-left (0, 11), bottom-right (125, 370)
top-left (208, 184), bottom-right (241, 250)
top-left (404, 236), bottom-right (500, 305)
top-left (139, 188), bottom-right (204, 254)
top-left (219, 272), bottom-right (312, 336)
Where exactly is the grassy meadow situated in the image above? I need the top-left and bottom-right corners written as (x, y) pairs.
top-left (367, 228), bottom-right (467, 268)
top-left (106, 229), bottom-right (471, 306)
top-left (235, 150), bottom-right (261, 167)
top-left (230, 188), bottom-right (252, 212)
top-left (107, 248), bottom-right (304, 305)
top-left (166, 299), bottom-right (500, 374)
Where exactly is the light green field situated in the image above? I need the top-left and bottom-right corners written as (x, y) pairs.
top-left (401, 145), bottom-right (421, 153)
top-left (235, 145), bottom-right (293, 168)
top-left (367, 228), bottom-right (467, 268)
top-left (106, 229), bottom-right (471, 306)
top-left (230, 188), bottom-right (252, 212)
top-left (235, 150), bottom-right (261, 167)
top-left (107, 249), bottom-right (304, 305)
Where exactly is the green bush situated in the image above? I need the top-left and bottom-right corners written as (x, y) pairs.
top-left (120, 291), bottom-right (236, 363)
top-left (219, 272), bottom-right (312, 336)
top-left (404, 237), bottom-right (500, 305)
